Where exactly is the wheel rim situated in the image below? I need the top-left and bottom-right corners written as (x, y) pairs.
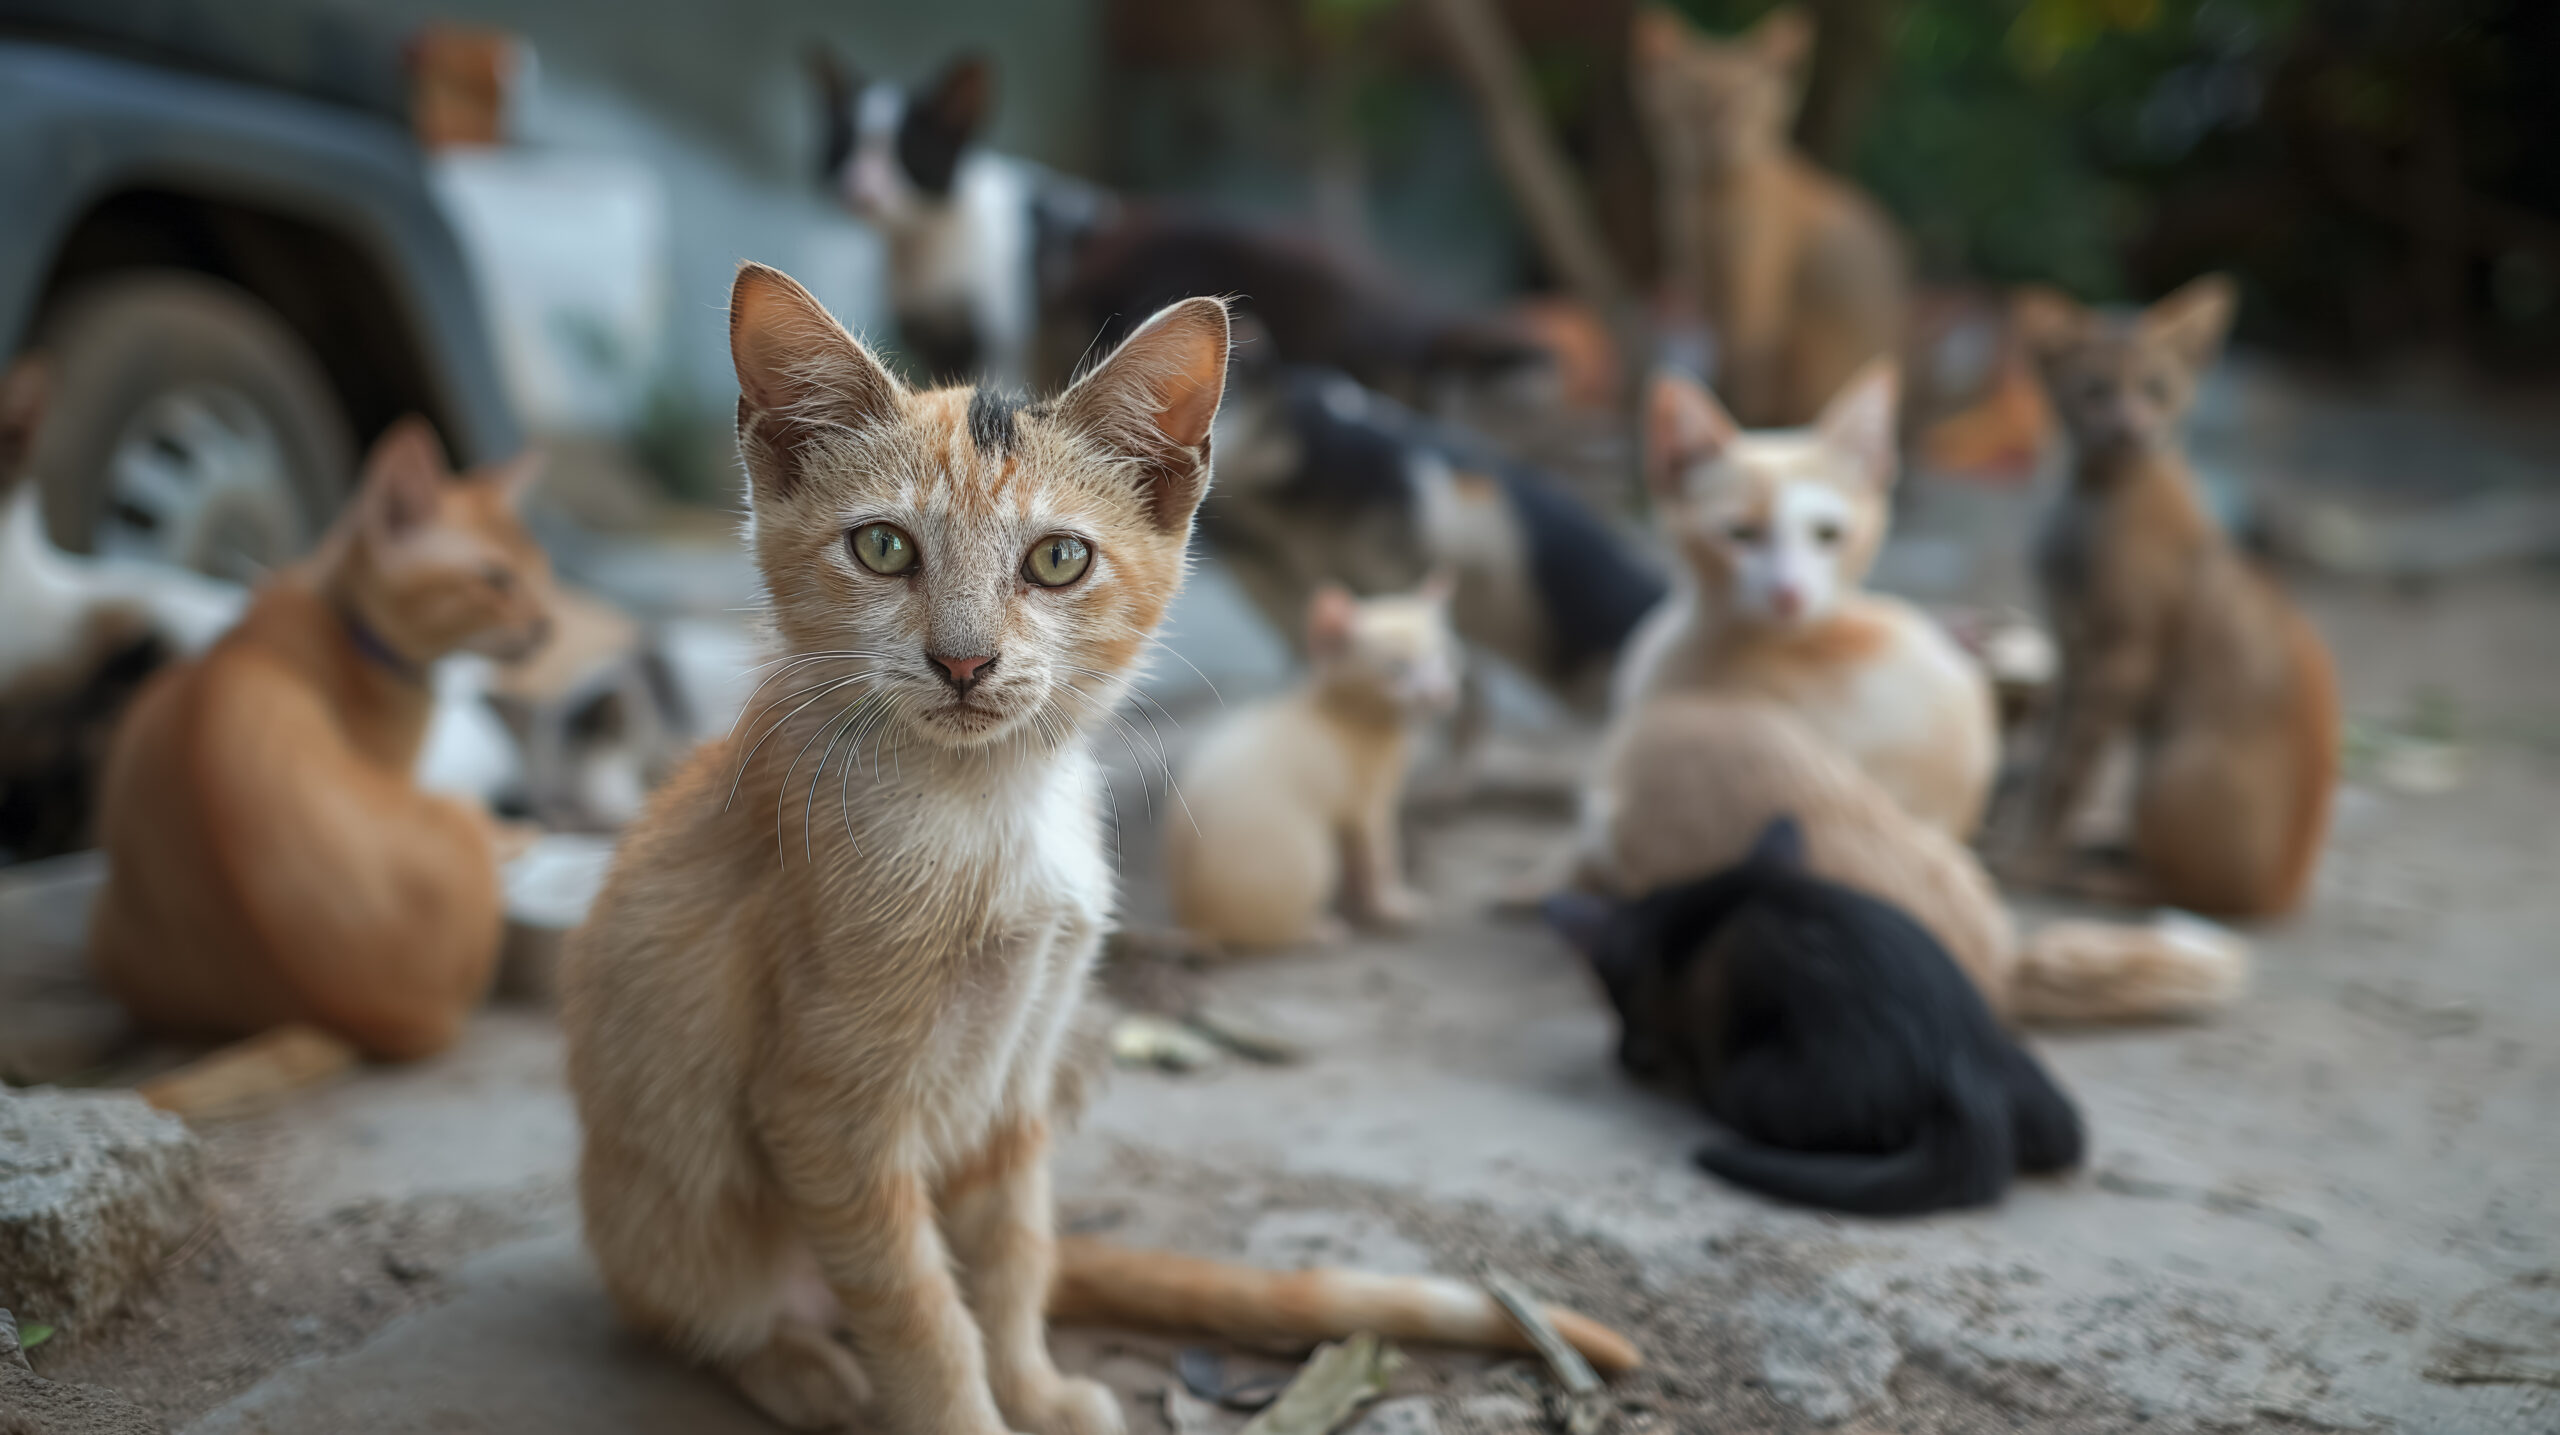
top-left (97, 384), bottom-right (307, 582)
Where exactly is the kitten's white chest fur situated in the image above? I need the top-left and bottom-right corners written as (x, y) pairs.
top-left (835, 743), bottom-right (1112, 1167)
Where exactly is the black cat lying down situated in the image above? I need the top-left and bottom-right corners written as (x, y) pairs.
top-left (1546, 818), bottom-right (2085, 1215)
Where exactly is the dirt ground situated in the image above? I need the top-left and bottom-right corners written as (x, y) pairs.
top-left (6, 421), bottom-right (2558, 1432)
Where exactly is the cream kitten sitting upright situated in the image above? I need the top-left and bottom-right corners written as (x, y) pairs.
top-left (1167, 579), bottom-right (1460, 949)
top-left (1616, 361), bottom-right (1997, 837)
top-left (563, 268), bottom-right (1633, 1435)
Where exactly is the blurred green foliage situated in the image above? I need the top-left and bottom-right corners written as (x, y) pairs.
top-left (1668, 0), bottom-right (2302, 297)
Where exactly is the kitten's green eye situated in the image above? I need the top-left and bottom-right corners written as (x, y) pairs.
top-left (1812, 521), bottom-right (1843, 546)
top-left (1725, 521), bottom-right (1765, 544)
top-left (1023, 534), bottom-right (1092, 588)
top-left (849, 523), bottom-right (917, 575)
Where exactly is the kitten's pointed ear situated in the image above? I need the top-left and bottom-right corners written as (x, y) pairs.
top-left (1057, 296), bottom-right (1230, 532)
top-left (924, 53), bottom-right (993, 139)
top-left (2141, 273), bottom-right (2237, 375)
top-left (360, 416), bottom-right (450, 541)
top-left (1751, 5), bottom-right (1816, 70)
top-left (1632, 6), bottom-right (1694, 66)
top-left (488, 448), bottom-right (544, 507)
top-left (1306, 583), bottom-right (1360, 656)
top-left (1746, 815), bottom-right (1806, 870)
top-left (1539, 889), bottom-right (1617, 960)
top-left (1816, 359), bottom-right (1899, 490)
top-left (0, 358), bottom-right (49, 480)
top-left (730, 262), bottom-right (902, 503)
top-left (2010, 285), bottom-right (2089, 371)
top-left (806, 44), bottom-right (863, 178)
top-left (1645, 369), bottom-right (1737, 500)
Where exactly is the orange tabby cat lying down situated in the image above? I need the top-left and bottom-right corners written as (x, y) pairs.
top-left (562, 266), bottom-right (1635, 1435)
top-left (89, 419), bottom-right (553, 1061)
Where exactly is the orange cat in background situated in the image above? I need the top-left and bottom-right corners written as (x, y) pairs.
top-left (89, 419), bottom-right (553, 1060)
top-left (1633, 5), bottom-right (1907, 429)
top-left (2011, 276), bottom-right (2338, 916)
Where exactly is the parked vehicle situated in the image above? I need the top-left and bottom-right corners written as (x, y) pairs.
top-left (0, 1), bottom-right (515, 580)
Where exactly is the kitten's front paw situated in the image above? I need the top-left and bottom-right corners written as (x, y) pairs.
top-left (1014, 1375), bottom-right (1124, 1435)
top-left (1367, 885), bottom-right (1433, 930)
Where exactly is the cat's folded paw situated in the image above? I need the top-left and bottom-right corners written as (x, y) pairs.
top-left (1014, 1375), bottom-right (1124, 1435)
top-left (728, 1326), bottom-right (865, 1431)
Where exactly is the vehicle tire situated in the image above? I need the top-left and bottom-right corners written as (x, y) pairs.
top-left (31, 271), bottom-right (355, 583)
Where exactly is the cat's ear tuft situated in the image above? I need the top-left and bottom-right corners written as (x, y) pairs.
top-left (2141, 273), bottom-right (2237, 375)
top-left (1057, 295), bottom-right (1230, 532)
top-left (924, 53), bottom-right (993, 139)
top-left (2009, 285), bottom-right (2089, 370)
top-left (730, 262), bottom-right (902, 502)
top-left (1306, 583), bottom-right (1360, 657)
top-left (1751, 5), bottom-right (1816, 70)
top-left (1644, 369), bottom-right (1737, 500)
top-left (0, 357), bottom-right (49, 481)
top-left (360, 416), bottom-right (449, 541)
top-left (1816, 359), bottom-right (1899, 490)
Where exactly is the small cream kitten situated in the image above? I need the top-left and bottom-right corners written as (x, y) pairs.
top-left (1167, 579), bottom-right (1460, 948)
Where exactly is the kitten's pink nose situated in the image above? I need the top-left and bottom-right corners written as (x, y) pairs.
top-left (1771, 586), bottom-right (1805, 619)
top-left (932, 652), bottom-right (997, 689)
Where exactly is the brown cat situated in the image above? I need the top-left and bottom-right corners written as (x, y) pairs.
top-left (561, 266), bottom-right (1633, 1435)
top-left (2009, 276), bottom-right (2339, 916)
top-left (89, 418), bottom-right (553, 1060)
top-left (1578, 694), bottom-right (2249, 1025)
top-left (1619, 361), bottom-right (1998, 836)
top-left (1632, 5), bottom-right (1907, 429)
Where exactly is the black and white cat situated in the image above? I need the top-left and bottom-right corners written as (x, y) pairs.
top-left (1545, 817), bottom-right (2086, 1216)
top-left (809, 51), bottom-right (1057, 387)
top-left (1207, 361), bottom-right (1664, 710)
top-left (808, 49), bottom-right (1545, 397)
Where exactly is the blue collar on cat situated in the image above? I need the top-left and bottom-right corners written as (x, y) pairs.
top-left (339, 604), bottom-right (428, 687)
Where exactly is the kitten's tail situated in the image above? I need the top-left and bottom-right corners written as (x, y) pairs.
top-left (1691, 1063), bottom-right (2017, 1217)
top-left (1047, 1238), bottom-right (1643, 1373)
top-left (2011, 911), bottom-right (2249, 1023)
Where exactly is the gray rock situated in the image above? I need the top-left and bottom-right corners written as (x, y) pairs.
top-left (0, 1357), bottom-right (166, 1435)
top-left (1448, 1392), bottom-right (1541, 1432)
top-left (1749, 1291), bottom-right (1900, 1424)
top-left (1342, 1395), bottom-right (1438, 1435)
top-left (0, 1086), bottom-right (205, 1333)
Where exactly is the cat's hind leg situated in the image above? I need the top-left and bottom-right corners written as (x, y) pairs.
top-left (581, 1154), bottom-right (864, 1429)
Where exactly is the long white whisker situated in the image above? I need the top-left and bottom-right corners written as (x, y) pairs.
top-left (776, 691), bottom-right (872, 864)
top-left (724, 673), bottom-right (875, 811)
top-left (803, 695), bottom-right (872, 863)
top-left (1140, 631), bottom-right (1225, 709)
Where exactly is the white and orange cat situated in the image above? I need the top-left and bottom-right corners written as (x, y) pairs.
top-left (561, 266), bottom-right (1633, 1435)
top-left (1632, 5), bottom-right (1906, 429)
top-left (1617, 361), bottom-right (1997, 837)
top-left (89, 418), bottom-right (553, 1060)
top-left (1167, 578), bottom-right (1460, 949)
